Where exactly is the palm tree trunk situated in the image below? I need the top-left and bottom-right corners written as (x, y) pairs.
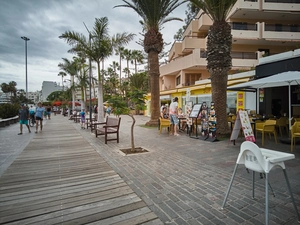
top-left (207, 21), bottom-right (232, 136)
top-left (119, 55), bottom-right (122, 85)
top-left (97, 62), bottom-right (104, 122)
top-left (146, 50), bottom-right (160, 126)
top-left (71, 76), bottom-right (75, 111)
top-left (211, 72), bottom-right (229, 135)
top-left (81, 88), bottom-right (85, 111)
top-left (127, 60), bottom-right (130, 77)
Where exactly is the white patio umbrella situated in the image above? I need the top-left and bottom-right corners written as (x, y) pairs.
top-left (228, 71), bottom-right (300, 130)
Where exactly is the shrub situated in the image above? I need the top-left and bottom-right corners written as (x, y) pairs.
top-left (0, 103), bottom-right (19, 119)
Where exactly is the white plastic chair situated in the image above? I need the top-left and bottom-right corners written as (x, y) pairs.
top-left (221, 141), bottom-right (299, 225)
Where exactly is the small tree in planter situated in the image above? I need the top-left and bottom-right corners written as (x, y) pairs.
top-left (108, 90), bottom-right (147, 154)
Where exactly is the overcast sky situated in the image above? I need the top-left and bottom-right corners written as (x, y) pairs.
top-left (0, 0), bottom-right (188, 92)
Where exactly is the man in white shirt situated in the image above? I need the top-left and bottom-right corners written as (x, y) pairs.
top-left (169, 97), bottom-right (179, 136)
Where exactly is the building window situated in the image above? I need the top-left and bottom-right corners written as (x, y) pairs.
top-left (176, 76), bottom-right (181, 86)
top-left (185, 73), bottom-right (202, 86)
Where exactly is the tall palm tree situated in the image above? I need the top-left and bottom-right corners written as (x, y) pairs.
top-left (114, 0), bottom-right (186, 126)
top-left (58, 71), bottom-right (67, 91)
top-left (110, 61), bottom-right (120, 75)
top-left (60, 17), bottom-right (134, 122)
top-left (122, 48), bottom-right (132, 77)
top-left (131, 50), bottom-right (144, 74)
top-left (76, 64), bottom-right (90, 110)
top-left (58, 58), bottom-right (80, 110)
top-left (189, 0), bottom-right (237, 135)
top-left (115, 46), bottom-right (125, 84)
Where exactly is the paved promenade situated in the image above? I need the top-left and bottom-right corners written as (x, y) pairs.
top-left (0, 115), bottom-right (299, 224)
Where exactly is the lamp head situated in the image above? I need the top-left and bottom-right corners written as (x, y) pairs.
top-left (21, 36), bottom-right (30, 41)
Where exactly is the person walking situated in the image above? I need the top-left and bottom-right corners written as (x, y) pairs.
top-left (18, 103), bottom-right (31, 135)
top-left (35, 102), bottom-right (45, 133)
top-left (80, 109), bottom-right (85, 129)
top-left (29, 106), bottom-right (35, 127)
top-left (169, 97), bottom-right (179, 136)
top-left (46, 107), bottom-right (51, 120)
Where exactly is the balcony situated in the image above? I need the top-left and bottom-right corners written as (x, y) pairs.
top-left (230, 22), bottom-right (260, 39)
top-left (196, 13), bottom-right (212, 31)
top-left (262, 23), bottom-right (300, 40)
top-left (181, 37), bottom-right (206, 52)
top-left (232, 52), bottom-right (258, 68)
top-left (160, 49), bottom-right (207, 76)
top-left (262, 0), bottom-right (300, 12)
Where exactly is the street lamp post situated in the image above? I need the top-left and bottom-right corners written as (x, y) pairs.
top-left (83, 22), bottom-right (93, 124)
top-left (64, 79), bottom-right (72, 117)
top-left (88, 34), bottom-right (92, 124)
top-left (21, 36), bottom-right (30, 106)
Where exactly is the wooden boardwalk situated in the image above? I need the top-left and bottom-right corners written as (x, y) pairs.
top-left (0, 117), bottom-right (162, 224)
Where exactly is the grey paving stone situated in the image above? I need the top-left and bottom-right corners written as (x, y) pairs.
top-left (2, 115), bottom-right (300, 225)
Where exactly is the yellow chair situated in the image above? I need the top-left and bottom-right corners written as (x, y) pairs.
top-left (159, 117), bottom-right (170, 134)
top-left (276, 117), bottom-right (288, 137)
top-left (291, 122), bottom-right (300, 152)
top-left (255, 120), bottom-right (277, 147)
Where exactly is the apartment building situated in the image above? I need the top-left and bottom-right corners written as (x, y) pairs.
top-left (28, 91), bottom-right (42, 104)
top-left (155, 0), bottom-right (300, 115)
top-left (41, 81), bottom-right (63, 102)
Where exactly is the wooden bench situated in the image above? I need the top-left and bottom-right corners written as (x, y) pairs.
top-left (86, 117), bottom-right (97, 131)
top-left (95, 117), bottom-right (121, 144)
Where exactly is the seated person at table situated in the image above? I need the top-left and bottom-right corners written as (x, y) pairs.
top-left (178, 108), bottom-right (187, 131)
top-left (160, 107), bottom-right (169, 119)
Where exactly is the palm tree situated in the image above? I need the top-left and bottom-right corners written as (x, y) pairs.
top-left (1, 83), bottom-right (9, 93)
top-left (110, 61), bottom-right (120, 75)
top-left (60, 17), bottom-right (134, 122)
top-left (189, 0), bottom-right (237, 135)
top-left (58, 71), bottom-right (67, 91)
top-left (58, 58), bottom-right (80, 110)
top-left (76, 64), bottom-right (90, 110)
top-left (114, 0), bottom-right (186, 126)
top-left (131, 50), bottom-right (144, 74)
top-left (129, 72), bottom-right (149, 92)
top-left (115, 46), bottom-right (125, 84)
top-left (122, 48), bottom-right (132, 77)
top-left (8, 81), bottom-right (17, 98)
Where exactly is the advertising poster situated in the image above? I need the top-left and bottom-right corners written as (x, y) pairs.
top-left (237, 92), bottom-right (244, 111)
top-left (230, 110), bottom-right (255, 143)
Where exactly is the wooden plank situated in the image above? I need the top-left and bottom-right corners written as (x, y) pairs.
top-left (0, 117), bottom-right (161, 224)
top-left (0, 182), bottom-right (128, 212)
top-left (0, 187), bottom-right (134, 223)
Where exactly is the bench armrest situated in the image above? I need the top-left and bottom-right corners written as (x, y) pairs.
top-left (103, 125), bottom-right (119, 128)
top-left (94, 122), bottom-right (106, 125)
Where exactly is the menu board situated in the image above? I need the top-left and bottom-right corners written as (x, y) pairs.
top-left (189, 104), bottom-right (201, 118)
top-left (230, 110), bottom-right (255, 143)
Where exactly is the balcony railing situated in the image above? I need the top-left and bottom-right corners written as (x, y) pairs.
top-left (231, 52), bottom-right (257, 59)
top-left (265, 0), bottom-right (300, 3)
top-left (229, 22), bottom-right (257, 31)
top-left (265, 24), bottom-right (300, 32)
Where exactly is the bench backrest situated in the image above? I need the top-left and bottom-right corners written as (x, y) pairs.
top-left (106, 117), bottom-right (121, 127)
